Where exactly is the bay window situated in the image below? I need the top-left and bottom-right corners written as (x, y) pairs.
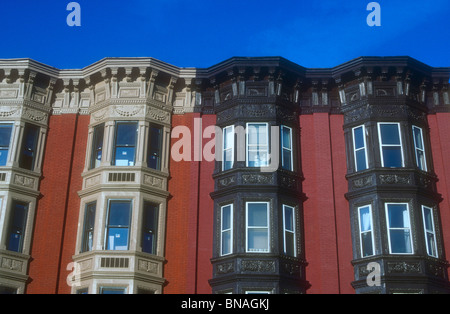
top-left (353, 125), bottom-right (368, 171)
top-left (282, 205), bottom-right (296, 257)
top-left (422, 206), bottom-right (438, 258)
top-left (113, 121), bottom-right (138, 166)
top-left (358, 205), bottom-right (375, 257)
top-left (141, 202), bottom-right (159, 255)
top-left (19, 123), bottom-right (40, 171)
top-left (0, 123), bottom-right (13, 166)
top-left (378, 123), bottom-right (404, 168)
top-left (7, 201), bottom-right (29, 253)
top-left (412, 126), bottom-right (427, 171)
top-left (246, 202), bottom-right (270, 253)
top-left (385, 203), bottom-right (413, 254)
top-left (220, 204), bottom-right (233, 256)
top-left (106, 200), bottom-right (132, 251)
top-left (246, 123), bottom-right (269, 168)
top-left (281, 126), bottom-right (293, 171)
top-left (89, 124), bottom-right (104, 170)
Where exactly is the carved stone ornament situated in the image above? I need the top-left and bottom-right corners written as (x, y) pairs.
top-left (1, 257), bottom-right (24, 272)
top-left (379, 174), bottom-right (411, 185)
top-left (242, 174), bottom-right (274, 185)
top-left (138, 259), bottom-right (158, 274)
top-left (241, 260), bottom-right (276, 273)
top-left (387, 262), bottom-right (421, 274)
top-left (0, 105), bottom-right (20, 117)
top-left (216, 262), bottom-right (234, 274)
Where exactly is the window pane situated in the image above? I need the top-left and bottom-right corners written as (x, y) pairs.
top-left (248, 150), bottom-right (268, 167)
top-left (142, 202), bottom-right (158, 254)
top-left (82, 202), bottom-right (96, 253)
top-left (413, 127), bottom-right (424, 150)
top-left (359, 206), bottom-right (372, 232)
top-left (107, 228), bottom-right (129, 250)
top-left (100, 287), bottom-right (125, 294)
top-left (0, 124), bottom-right (12, 166)
top-left (423, 207), bottom-right (433, 231)
top-left (361, 232), bottom-right (374, 257)
top-left (353, 126), bottom-right (365, 150)
top-left (115, 147), bottom-right (136, 166)
top-left (284, 206), bottom-right (294, 232)
top-left (284, 231), bottom-right (295, 256)
top-left (426, 233), bottom-right (437, 257)
top-left (382, 147), bottom-right (403, 168)
top-left (223, 149), bottom-right (233, 170)
top-left (115, 122), bottom-right (137, 146)
top-left (380, 124), bottom-right (400, 145)
top-left (388, 204), bottom-right (409, 228)
top-left (248, 124), bottom-right (267, 145)
top-left (248, 203), bottom-right (268, 227)
top-left (389, 230), bottom-right (412, 254)
top-left (282, 126), bottom-right (292, 150)
top-left (282, 148), bottom-right (292, 171)
top-left (148, 126), bottom-right (162, 170)
top-left (355, 149), bottom-right (367, 171)
top-left (19, 124), bottom-right (39, 170)
top-left (7, 202), bottom-right (28, 253)
top-left (224, 127), bottom-right (234, 149)
top-left (248, 228), bottom-right (268, 252)
top-left (222, 230), bottom-right (232, 255)
top-left (90, 124), bottom-right (104, 169)
top-left (108, 201), bottom-right (131, 226)
top-left (222, 205), bottom-right (231, 230)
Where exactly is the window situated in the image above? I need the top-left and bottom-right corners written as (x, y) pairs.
top-left (282, 205), bottom-right (296, 257)
top-left (412, 126), bottom-right (427, 171)
top-left (246, 202), bottom-right (270, 253)
top-left (281, 126), bottom-right (293, 171)
top-left (7, 201), bottom-right (29, 253)
top-left (378, 123), bottom-right (404, 168)
top-left (222, 126), bottom-right (234, 171)
top-left (99, 287), bottom-right (126, 294)
top-left (81, 202), bottom-right (96, 253)
top-left (147, 125), bottom-right (163, 170)
top-left (113, 121), bottom-right (138, 166)
top-left (19, 123), bottom-right (39, 171)
top-left (358, 205), bottom-right (375, 257)
top-left (106, 200), bottom-right (132, 251)
top-left (0, 123), bottom-right (13, 166)
top-left (386, 203), bottom-right (413, 254)
top-left (422, 206), bottom-right (438, 258)
top-left (353, 125), bottom-right (368, 171)
top-left (89, 124), bottom-right (104, 169)
top-left (142, 202), bottom-right (159, 255)
top-left (220, 204), bottom-right (233, 256)
top-left (246, 123), bottom-right (269, 167)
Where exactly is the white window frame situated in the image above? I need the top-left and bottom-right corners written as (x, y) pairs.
top-left (357, 205), bottom-right (375, 257)
top-left (246, 123), bottom-right (269, 168)
top-left (385, 203), bottom-right (414, 255)
top-left (412, 126), bottom-right (427, 172)
top-left (378, 122), bottom-right (405, 168)
top-left (421, 205), bottom-right (438, 258)
top-left (281, 125), bottom-right (294, 171)
top-left (352, 125), bottom-right (369, 171)
top-left (222, 125), bottom-right (234, 171)
top-left (245, 202), bottom-right (270, 253)
top-left (282, 205), bottom-right (297, 257)
top-left (220, 204), bottom-right (233, 256)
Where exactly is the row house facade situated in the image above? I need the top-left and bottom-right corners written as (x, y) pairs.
top-left (0, 56), bottom-right (449, 294)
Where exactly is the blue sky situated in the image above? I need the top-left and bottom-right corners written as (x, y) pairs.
top-left (0, 0), bottom-right (449, 69)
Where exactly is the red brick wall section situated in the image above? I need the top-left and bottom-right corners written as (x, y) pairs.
top-left (428, 113), bottom-right (450, 279)
top-left (27, 114), bottom-right (87, 294)
top-left (300, 113), bottom-right (353, 294)
top-left (165, 113), bottom-right (216, 294)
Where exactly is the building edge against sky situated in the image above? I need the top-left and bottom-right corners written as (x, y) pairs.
top-left (0, 56), bottom-right (449, 294)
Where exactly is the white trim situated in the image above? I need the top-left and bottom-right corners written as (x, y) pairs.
top-left (421, 205), bottom-right (438, 258)
top-left (385, 203), bottom-right (414, 255)
top-left (352, 125), bottom-right (369, 171)
top-left (412, 125), bottom-right (428, 171)
top-left (357, 205), bottom-right (375, 257)
top-left (245, 202), bottom-right (270, 253)
top-left (378, 122), bottom-right (405, 168)
top-left (220, 204), bottom-right (233, 256)
top-left (282, 204), bottom-right (296, 257)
